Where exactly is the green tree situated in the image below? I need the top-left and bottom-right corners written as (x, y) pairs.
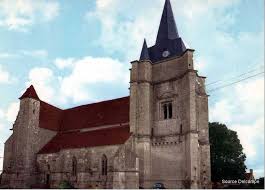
top-left (58, 180), bottom-right (74, 189)
top-left (209, 122), bottom-right (247, 182)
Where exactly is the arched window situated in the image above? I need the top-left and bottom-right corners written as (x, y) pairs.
top-left (72, 156), bottom-right (77, 176)
top-left (101, 154), bottom-right (108, 176)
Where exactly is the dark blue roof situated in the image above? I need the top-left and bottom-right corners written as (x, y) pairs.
top-left (156, 0), bottom-right (179, 43)
top-left (139, 39), bottom-right (150, 61)
top-left (139, 0), bottom-right (187, 63)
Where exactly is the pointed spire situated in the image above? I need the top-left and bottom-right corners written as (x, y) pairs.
top-left (19, 85), bottom-right (40, 100)
top-left (139, 39), bottom-right (150, 61)
top-left (156, 0), bottom-right (179, 43)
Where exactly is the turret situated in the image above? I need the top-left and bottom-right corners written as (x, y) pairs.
top-left (2, 85), bottom-right (57, 188)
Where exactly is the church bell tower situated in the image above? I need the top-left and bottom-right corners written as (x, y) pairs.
top-left (129, 0), bottom-right (211, 188)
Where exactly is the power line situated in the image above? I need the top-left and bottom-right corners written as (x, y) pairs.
top-left (207, 72), bottom-right (264, 93)
top-left (0, 71), bottom-right (263, 175)
top-left (154, 70), bottom-right (264, 106)
top-left (0, 67), bottom-right (262, 140)
top-left (177, 70), bottom-right (264, 102)
top-left (206, 65), bottom-right (264, 87)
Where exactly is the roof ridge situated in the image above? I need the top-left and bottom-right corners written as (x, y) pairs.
top-left (64, 96), bottom-right (129, 111)
top-left (40, 100), bottom-right (63, 110)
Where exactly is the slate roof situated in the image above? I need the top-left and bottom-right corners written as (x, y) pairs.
top-left (140, 0), bottom-right (187, 63)
top-left (139, 39), bottom-right (150, 61)
top-left (156, 0), bottom-right (179, 42)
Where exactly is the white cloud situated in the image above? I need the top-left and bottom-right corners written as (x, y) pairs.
top-left (209, 77), bottom-right (264, 161)
top-left (26, 67), bottom-right (55, 102)
top-left (59, 56), bottom-right (129, 103)
top-left (0, 65), bottom-right (10, 84)
top-left (194, 56), bottom-right (207, 72)
top-left (0, 122), bottom-right (4, 131)
top-left (42, 1), bottom-right (60, 21)
top-left (20, 49), bottom-right (48, 58)
top-left (180, 0), bottom-right (239, 20)
top-left (86, 0), bottom-right (241, 61)
top-left (0, 109), bottom-right (4, 118)
top-left (21, 56), bottom-right (129, 105)
top-left (5, 102), bottom-right (19, 123)
top-left (234, 78), bottom-right (264, 120)
top-left (86, 0), bottom-right (164, 60)
top-left (54, 58), bottom-right (75, 69)
top-left (231, 118), bottom-right (264, 158)
top-left (210, 99), bottom-right (233, 124)
top-left (0, 0), bottom-right (60, 31)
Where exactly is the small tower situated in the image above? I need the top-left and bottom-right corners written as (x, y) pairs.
top-left (130, 0), bottom-right (211, 188)
top-left (2, 85), bottom-right (57, 188)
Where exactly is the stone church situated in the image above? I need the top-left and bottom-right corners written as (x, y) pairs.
top-left (0, 0), bottom-right (211, 188)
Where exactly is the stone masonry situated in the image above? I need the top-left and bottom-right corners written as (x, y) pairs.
top-left (0, 0), bottom-right (211, 188)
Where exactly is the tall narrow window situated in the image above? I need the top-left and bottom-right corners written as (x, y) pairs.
top-left (72, 156), bottom-right (77, 176)
top-left (101, 154), bottom-right (108, 176)
top-left (163, 104), bottom-right (168, 119)
top-left (180, 124), bottom-right (183, 134)
top-left (162, 102), bottom-right (173, 120)
top-left (168, 103), bottom-right (172, 119)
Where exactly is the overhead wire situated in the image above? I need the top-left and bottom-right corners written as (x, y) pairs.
top-left (205, 64), bottom-right (264, 87)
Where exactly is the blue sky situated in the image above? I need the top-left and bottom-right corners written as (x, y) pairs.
top-left (0, 0), bottom-right (264, 178)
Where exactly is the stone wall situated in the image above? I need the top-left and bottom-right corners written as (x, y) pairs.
top-left (196, 76), bottom-right (212, 188)
top-left (130, 50), bottom-right (211, 189)
top-left (37, 140), bottom-right (139, 189)
top-left (152, 50), bottom-right (194, 83)
top-left (37, 146), bottom-right (118, 188)
top-left (113, 137), bottom-right (139, 189)
top-left (150, 139), bottom-right (185, 188)
top-left (0, 46), bottom-right (211, 189)
top-left (2, 135), bottom-right (13, 172)
top-left (130, 60), bottom-right (153, 188)
top-left (1, 98), bottom-right (57, 188)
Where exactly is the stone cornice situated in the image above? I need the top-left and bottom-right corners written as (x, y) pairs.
top-left (130, 69), bottom-right (198, 85)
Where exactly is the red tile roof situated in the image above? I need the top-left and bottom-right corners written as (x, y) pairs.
top-left (39, 101), bottom-right (63, 131)
top-left (38, 126), bottom-right (131, 154)
top-left (37, 96), bottom-right (129, 132)
top-left (59, 97), bottom-right (129, 131)
top-left (19, 85), bottom-right (130, 153)
top-left (19, 85), bottom-right (40, 100)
